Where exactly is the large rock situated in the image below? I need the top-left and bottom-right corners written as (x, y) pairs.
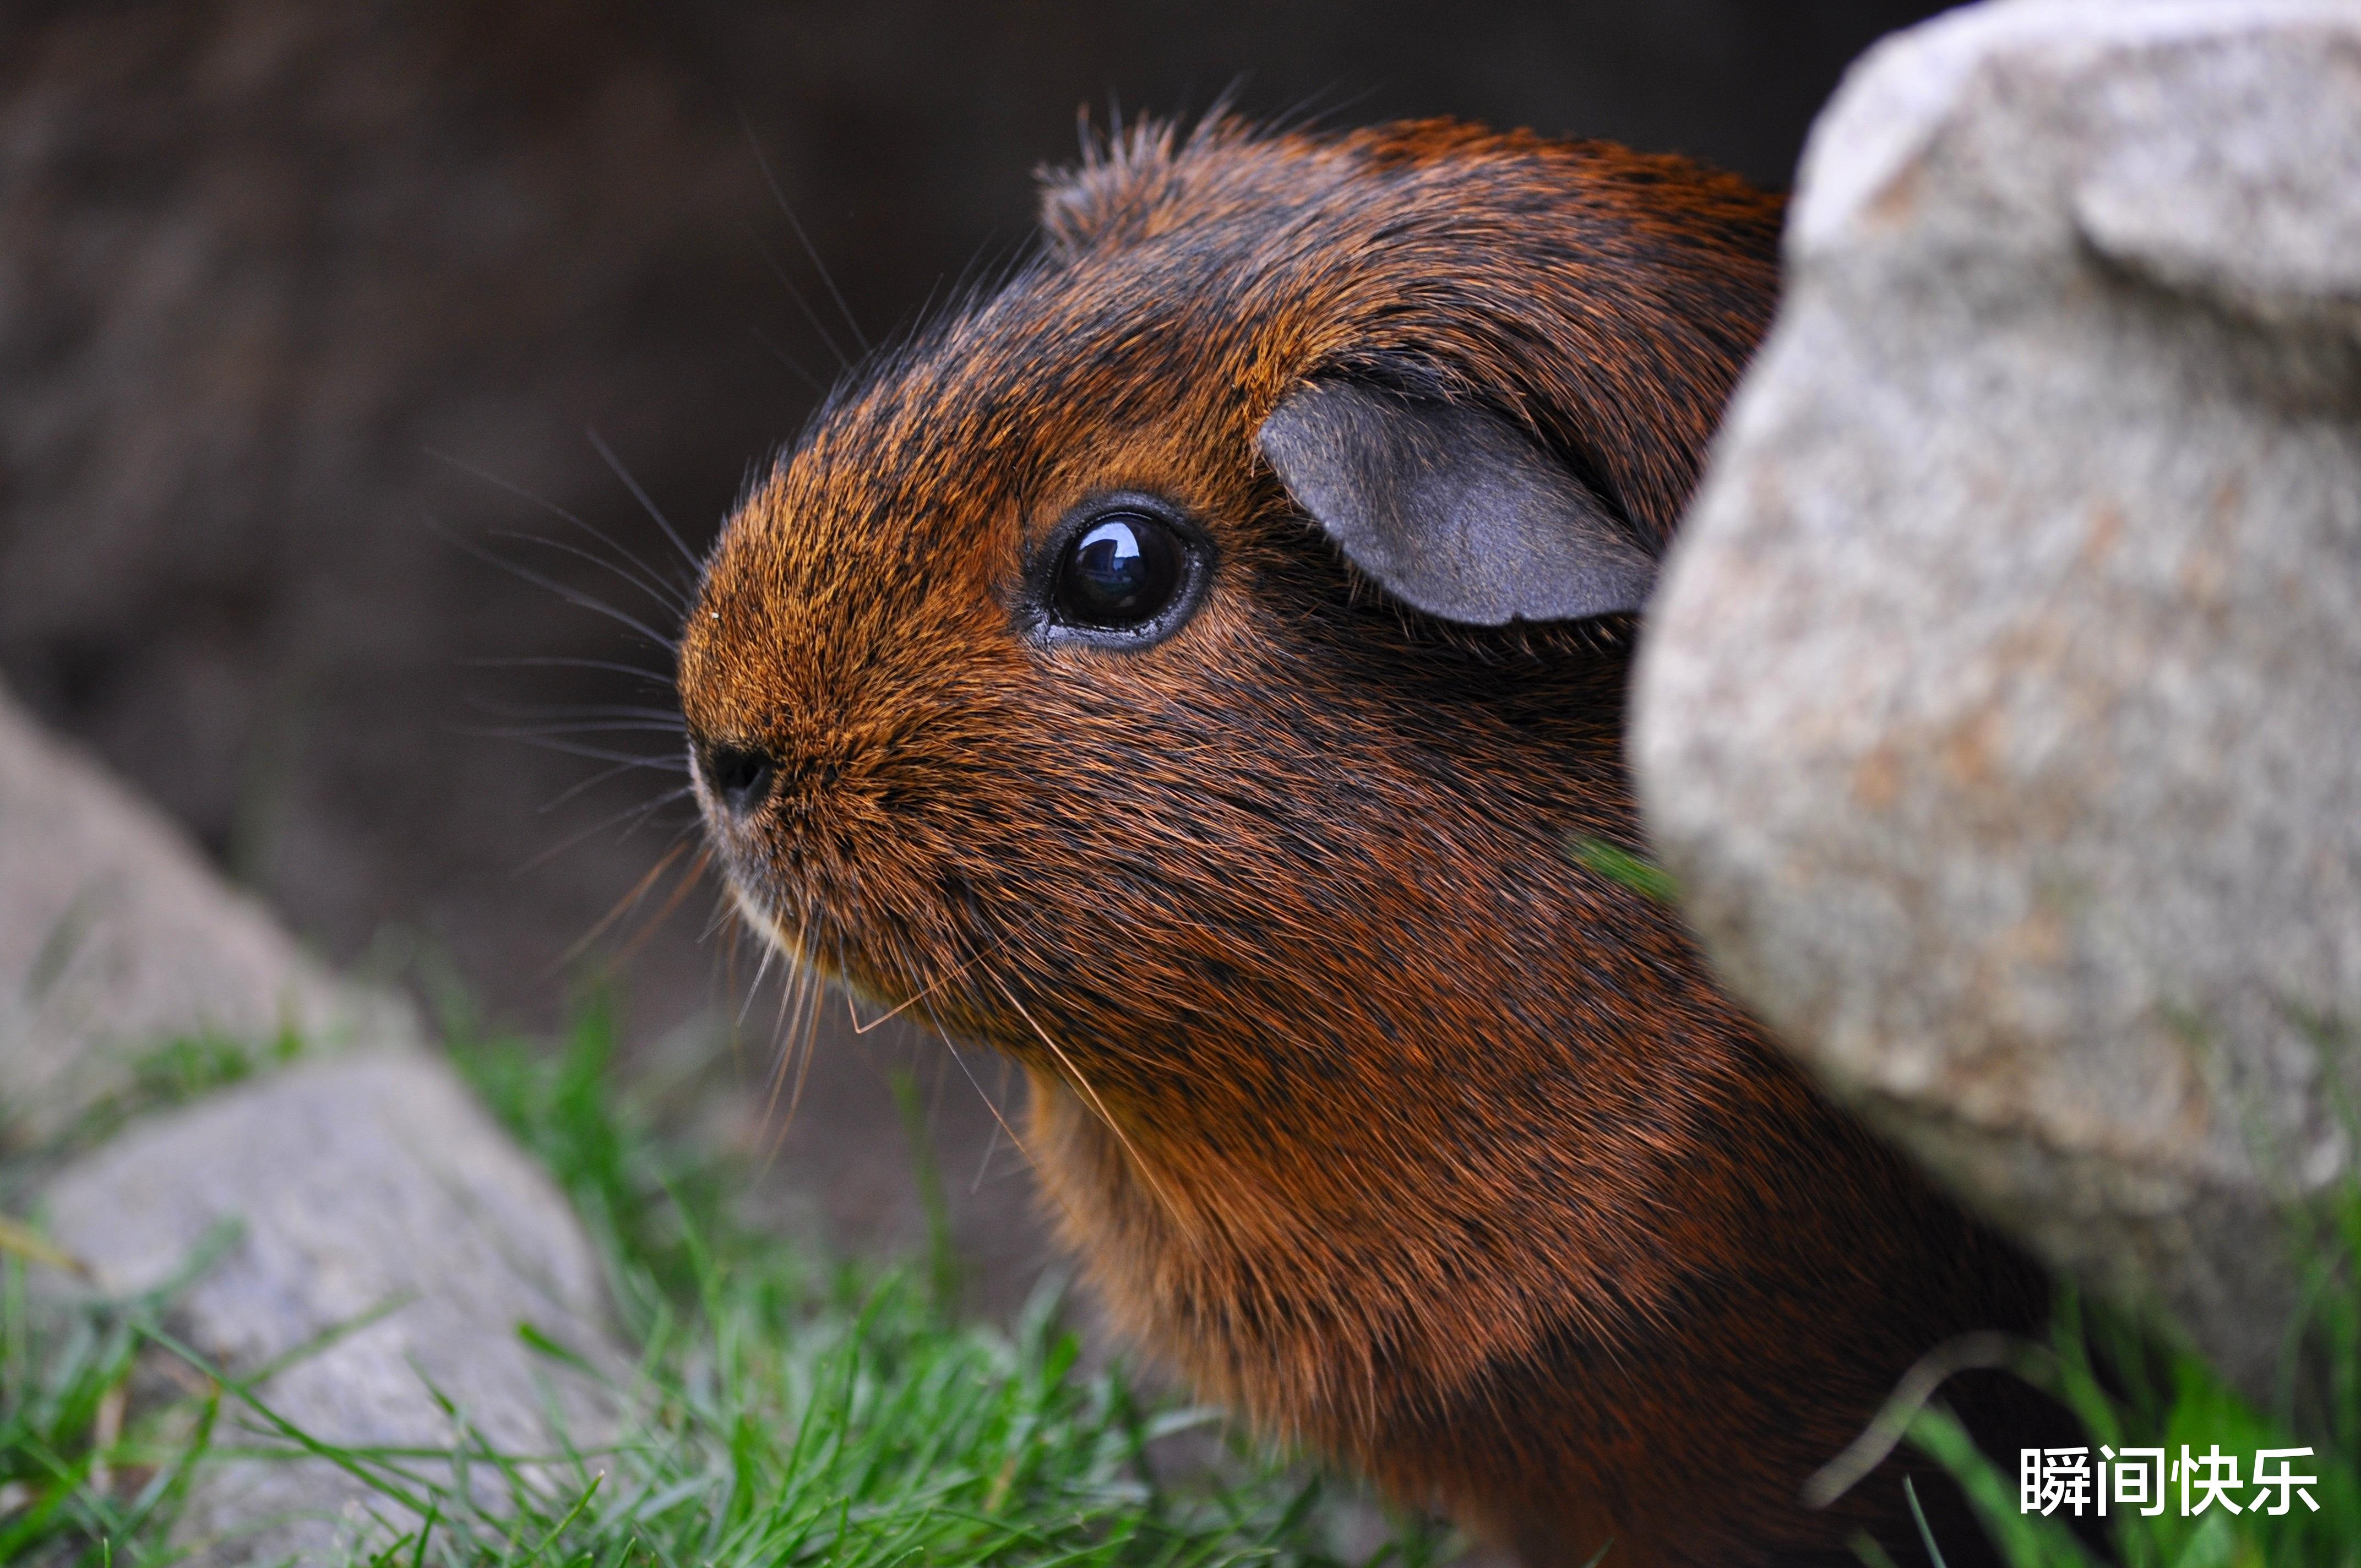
top-left (1635, 0), bottom-right (2361, 1399)
top-left (41, 1051), bottom-right (621, 1565)
top-left (0, 680), bottom-right (416, 1146)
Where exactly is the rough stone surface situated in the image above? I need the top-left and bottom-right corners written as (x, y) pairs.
top-left (0, 680), bottom-right (417, 1144)
top-left (1635, 0), bottom-right (2361, 1400)
top-left (41, 1050), bottom-right (621, 1565)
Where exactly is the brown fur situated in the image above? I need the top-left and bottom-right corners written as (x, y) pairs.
top-left (676, 116), bottom-right (2056, 1566)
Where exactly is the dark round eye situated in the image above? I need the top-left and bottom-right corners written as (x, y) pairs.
top-left (1051, 513), bottom-right (1188, 631)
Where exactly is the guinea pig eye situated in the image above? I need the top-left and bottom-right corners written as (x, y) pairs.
top-left (1053, 514), bottom-right (1183, 630)
top-left (1040, 502), bottom-right (1215, 647)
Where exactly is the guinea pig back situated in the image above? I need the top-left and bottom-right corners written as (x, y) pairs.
top-left (676, 117), bottom-right (2057, 1567)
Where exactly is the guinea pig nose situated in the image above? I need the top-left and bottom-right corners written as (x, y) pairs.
top-left (699, 742), bottom-right (777, 816)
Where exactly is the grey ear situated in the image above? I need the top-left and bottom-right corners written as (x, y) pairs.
top-left (1254, 382), bottom-right (1658, 626)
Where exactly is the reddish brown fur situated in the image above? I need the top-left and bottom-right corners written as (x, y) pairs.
top-left (677, 117), bottom-right (2054, 1566)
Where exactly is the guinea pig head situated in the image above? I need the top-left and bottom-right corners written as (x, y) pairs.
top-left (678, 114), bottom-right (1781, 1052)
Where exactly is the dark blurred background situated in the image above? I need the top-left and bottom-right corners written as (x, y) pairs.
top-left (0, 0), bottom-right (1952, 1309)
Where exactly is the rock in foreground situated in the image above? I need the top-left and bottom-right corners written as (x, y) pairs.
top-left (1636, 0), bottom-right (2361, 1398)
top-left (41, 1051), bottom-right (621, 1565)
top-left (0, 680), bottom-right (415, 1144)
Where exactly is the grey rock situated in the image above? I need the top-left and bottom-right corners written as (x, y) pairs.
top-left (41, 1050), bottom-right (621, 1566)
top-left (0, 680), bottom-right (418, 1145)
top-left (1635, 0), bottom-right (2361, 1399)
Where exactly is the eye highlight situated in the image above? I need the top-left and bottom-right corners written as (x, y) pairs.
top-left (1035, 496), bottom-right (1211, 647)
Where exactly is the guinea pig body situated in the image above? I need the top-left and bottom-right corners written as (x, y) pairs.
top-left (679, 118), bottom-right (2054, 1567)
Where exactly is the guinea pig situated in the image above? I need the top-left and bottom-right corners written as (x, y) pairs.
top-left (676, 116), bottom-right (2058, 1567)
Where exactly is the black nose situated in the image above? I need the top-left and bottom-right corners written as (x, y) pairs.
top-left (700, 742), bottom-right (777, 817)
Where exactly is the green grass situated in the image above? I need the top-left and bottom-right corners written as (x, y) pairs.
top-left (0, 1004), bottom-right (1455, 1567)
top-left (1562, 837), bottom-right (1680, 905)
top-left (0, 1221), bottom-right (239, 1563)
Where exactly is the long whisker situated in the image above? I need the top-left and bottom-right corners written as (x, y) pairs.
top-left (944, 1032), bottom-right (1029, 1156)
top-left (461, 721), bottom-right (688, 742)
top-left (489, 733), bottom-right (690, 771)
top-left (989, 971), bottom-right (1182, 1222)
top-left (721, 916), bottom-right (747, 1072)
top-left (742, 220), bottom-right (852, 373)
top-left (844, 933), bottom-right (1008, 1035)
top-left (739, 107), bottom-right (871, 357)
top-left (514, 786), bottom-right (698, 874)
top-left (461, 655), bottom-right (677, 688)
top-left (752, 327), bottom-right (828, 395)
top-left (761, 970), bottom-right (802, 1136)
top-left (970, 1092), bottom-right (1005, 1195)
top-left (862, 928), bottom-right (1061, 1212)
top-left (428, 516), bottom-right (680, 653)
top-left (428, 451), bottom-right (692, 616)
top-left (586, 427), bottom-right (705, 576)
top-left (928, 1019), bottom-right (1076, 1227)
top-left (754, 911), bottom-right (818, 1178)
top-left (466, 725), bottom-right (688, 748)
top-left (704, 901), bottom-right (740, 944)
top-left (538, 755), bottom-right (686, 814)
top-left (600, 842), bottom-right (716, 972)
top-left (470, 695), bottom-right (688, 720)
top-left (545, 840), bottom-right (690, 978)
top-left (489, 527), bottom-right (689, 620)
top-left (738, 937), bottom-right (780, 1028)
top-left (777, 960), bottom-right (824, 1138)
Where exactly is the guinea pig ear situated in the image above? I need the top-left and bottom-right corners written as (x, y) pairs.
top-left (1255, 382), bottom-right (1659, 627)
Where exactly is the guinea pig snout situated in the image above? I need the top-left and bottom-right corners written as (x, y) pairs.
top-left (696, 740), bottom-right (779, 819)
top-left (694, 731), bottom-right (865, 825)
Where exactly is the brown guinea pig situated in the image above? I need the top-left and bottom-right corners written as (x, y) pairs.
top-left (676, 116), bottom-right (2056, 1567)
